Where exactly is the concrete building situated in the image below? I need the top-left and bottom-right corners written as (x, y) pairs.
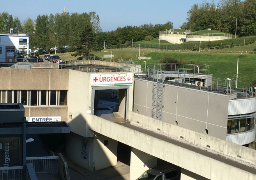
top-left (0, 64), bottom-right (255, 179)
top-left (0, 34), bottom-right (29, 62)
top-left (159, 31), bottom-right (232, 44)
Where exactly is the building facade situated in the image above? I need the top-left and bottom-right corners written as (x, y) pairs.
top-left (0, 67), bottom-right (255, 173)
top-left (0, 34), bottom-right (29, 62)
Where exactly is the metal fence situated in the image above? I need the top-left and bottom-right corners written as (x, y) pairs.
top-left (26, 156), bottom-right (59, 173)
top-left (0, 166), bottom-right (23, 180)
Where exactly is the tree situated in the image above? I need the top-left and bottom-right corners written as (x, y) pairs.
top-left (13, 17), bottom-right (22, 34)
top-left (22, 18), bottom-right (35, 48)
top-left (34, 15), bottom-right (49, 50)
top-left (70, 13), bottom-right (96, 57)
top-left (240, 0), bottom-right (256, 36)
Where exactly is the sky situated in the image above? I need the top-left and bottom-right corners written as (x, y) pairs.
top-left (0, 0), bottom-right (221, 32)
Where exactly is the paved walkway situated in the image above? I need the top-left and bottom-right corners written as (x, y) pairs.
top-left (66, 155), bottom-right (130, 180)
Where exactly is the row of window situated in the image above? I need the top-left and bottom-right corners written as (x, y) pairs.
top-left (0, 90), bottom-right (67, 106)
top-left (227, 116), bottom-right (255, 134)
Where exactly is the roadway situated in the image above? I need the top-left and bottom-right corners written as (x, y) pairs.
top-left (100, 113), bottom-right (256, 175)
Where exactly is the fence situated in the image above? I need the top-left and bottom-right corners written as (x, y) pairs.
top-left (0, 166), bottom-right (23, 180)
top-left (26, 156), bottom-right (59, 173)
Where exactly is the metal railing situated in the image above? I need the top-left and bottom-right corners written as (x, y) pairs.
top-left (26, 156), bottom-right (59, 173)
top-left (0, 166), bottom-right (23, 180)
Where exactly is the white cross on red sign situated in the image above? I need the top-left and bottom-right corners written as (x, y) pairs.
top-left (91, 73), bottom-right (133, 86)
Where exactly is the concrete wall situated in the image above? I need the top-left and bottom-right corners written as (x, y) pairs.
top-left (67, 70), bottom-right (93, 138)
top-left (159, 34), bottom-right (231, 44)
top-left (65, 132), bottom-right (118, 171)
top-left (0, 68), bottom-right (69, 90)
top-left (133, 79), bottom-right (230, 139)
top-left (66, 71), bottom-right (134, 171)
top-left (0, 68), bottom-right (69, 121)
top-left (128, 112), bottom-right (256, 165)
top-left (24, 107), bottom-right (68, 122)
top-left (118, 89), bottom-right (127, 119)
top-left (186, 35), bottom-right (231, 42)
top-left (159, 34), bottom-right (185, 44)
top-left (226, 129), bottom-right (256, 145)
top-left (92, 133), bottom-right (118, 171)
top-left (66, 132), bottom-right (93, 170)
top-left (87, 112), bottom-right (256, 180)
top-left (130, 148), bottom-right (157, 180)
top-left (228, 98), bottom-right (256, 115)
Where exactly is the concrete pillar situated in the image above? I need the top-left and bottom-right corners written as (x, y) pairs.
top-left (130, 148), bottom-right (157, 180)
top-left (181, 168), bottom-right (209, 180)
top-left (119, 89), bottom-right (126, 119)
top-left (66, 132), bottom-right (118, 171)
top-left (92, 133), bottom-right (118, 171)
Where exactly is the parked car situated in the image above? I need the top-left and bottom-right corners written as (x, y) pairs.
top-left (137, 167), bottom-right (179, 180)
top-left (49, 55), bottom-right (61, 63)
top-left (35, 55), bottom-right (43, 62)
top-left (44, 54), bottom-right (50, 61)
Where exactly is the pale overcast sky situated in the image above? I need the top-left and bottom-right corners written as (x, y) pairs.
top-left (0, 0), bottom-right (221, 32)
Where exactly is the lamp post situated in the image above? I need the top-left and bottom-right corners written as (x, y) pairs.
top-left (139, 44), bottom-right (140, 57)
top-left (143, 61), bottom-right (146, 72)
top-left (196, 66), bottom-right (199, 73)
top-left (111, 51), bottom-right (112, 62)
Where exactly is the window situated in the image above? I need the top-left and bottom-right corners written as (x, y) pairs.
top-left (230, 119), bottom-right (239, 133)
top-left (13, 91), bottom-right (18, 103)
top-left (40, 90), bottom-right (47, 105)
top-left (7, 91), bottom-right (12, 103)
top-left (19, 38), bottom-right (27, 45)
top-left (31, 90), bottom-right (37, 106)
top-left (0, 90), bottom-right (67, 106)
top-left (50, 91), bottom-right (56, 105)
top-left (239, 118), bottom-right (246, 132)
top-left (60, 90), bottom-right (67, 105)
top-left (1, 91), bottom-right (7, 103)
top-left (21, 90), bottom-right (27, 105)
top-left (0, 47), bottom-right (2, 54)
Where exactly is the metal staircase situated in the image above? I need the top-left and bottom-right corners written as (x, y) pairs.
top-left (152, 71), bottom-right (164, 120)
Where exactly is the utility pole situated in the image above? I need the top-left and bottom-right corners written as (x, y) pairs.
top-left (235, 18), bottom-right (237, 39)
top-left (236, 58), bottom-right (239, 88)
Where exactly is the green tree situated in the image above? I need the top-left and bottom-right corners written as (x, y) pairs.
top-left (22, 18), bottom-right (35, 48)
top-left (13, 17), bottom-right (22, 34)
top-left (70, 13), bottom-right (96, 56)
top-left (240, 0), bottom-right (256, 36)
top-left (34, 15), bottom-right (49, 50)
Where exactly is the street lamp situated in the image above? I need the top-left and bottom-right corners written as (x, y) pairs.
top-left (143, 61), bottom-right (146, 72)
top-left (139, 44), bottom-right (141, 57)
top-left (26, 138), bottom-right (34, 143)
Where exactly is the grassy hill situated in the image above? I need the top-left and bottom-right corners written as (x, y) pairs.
top-left (58, 36), bottom-right (256, 87)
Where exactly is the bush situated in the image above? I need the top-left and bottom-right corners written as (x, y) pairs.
top-left (144, 35), bottom-right (153, 41)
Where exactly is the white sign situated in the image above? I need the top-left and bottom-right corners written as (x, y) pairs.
top-left (91, 73), bottom-right (133, 86)
top-left (26, 116), bottom-right (61, 122)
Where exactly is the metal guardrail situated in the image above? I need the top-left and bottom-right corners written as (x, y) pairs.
top-left (58, 153), bottom-right (70, 180)
top-left (26, 156), bottom-right (59, 173)
top-left (0, 156), bottom-right (60, 180)
top-left (0, 166), bottom-right (23, 180)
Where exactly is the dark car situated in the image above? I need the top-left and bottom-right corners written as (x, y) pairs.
top-left (49, 55), bottom-right (61, 63)
top-left (35, 55), bottom-right (43, 62)
top-left (44, 54), bottom-right (50, 61)
top-left (137, 167), bottom-right (179, 180)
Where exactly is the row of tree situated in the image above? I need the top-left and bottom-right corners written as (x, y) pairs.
top-left (0, 11), bottom-right (173, 56)
top-left (185, 0), bottom-right (256, 37)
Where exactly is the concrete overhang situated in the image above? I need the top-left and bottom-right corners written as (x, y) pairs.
top-left (0, 122), bottom-right (70, 134)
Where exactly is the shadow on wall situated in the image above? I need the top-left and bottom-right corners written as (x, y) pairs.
top-left (65, 113), bottom-right (126, 178)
